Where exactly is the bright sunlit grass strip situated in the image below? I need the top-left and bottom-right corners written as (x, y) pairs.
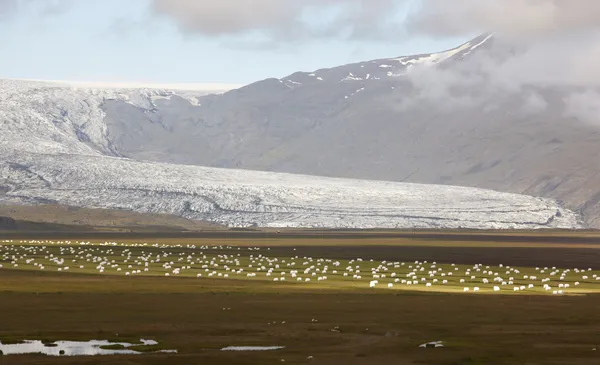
top-left (1, 239), bottom-right (600, 295)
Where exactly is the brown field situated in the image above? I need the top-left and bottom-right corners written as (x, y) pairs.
top-left (0, 204), bottom-right (220, 231)
top-left (1, 232), bottom-right (600, 364)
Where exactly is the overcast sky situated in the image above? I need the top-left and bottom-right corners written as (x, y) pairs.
top-left (0, 0), bottom-right (467, 85)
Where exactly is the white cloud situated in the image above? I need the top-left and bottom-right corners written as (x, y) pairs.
top-left (564, 90), bottom-right (600, 125)
top-left (407, 0), bottom-right (600, 39)
top-left (150, 0), bottom-right (406, 44)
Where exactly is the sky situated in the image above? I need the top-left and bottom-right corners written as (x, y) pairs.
top-left (0, 0), bottom-right (466, 86)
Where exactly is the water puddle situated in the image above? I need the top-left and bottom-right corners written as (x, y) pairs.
top-left (0, 339), bottom-right (176, 356)
top-left (221, 346), bottom-right (285, 351)
top-left (419, 341), bottom-right (444, 348)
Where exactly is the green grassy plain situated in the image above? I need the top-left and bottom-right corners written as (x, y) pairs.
top-left (1, 234), bottom-right (600, 364)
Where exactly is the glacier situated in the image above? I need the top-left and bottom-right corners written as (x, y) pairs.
top-left (0, 79), bottom-right (233, 156)
top-left (0, 149), bottom-right (582, 229)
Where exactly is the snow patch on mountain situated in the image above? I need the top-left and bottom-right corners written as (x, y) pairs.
top-left (0, 79), bottom-right (230, 156)
top-left (392, 40), bottom-right (474, 68)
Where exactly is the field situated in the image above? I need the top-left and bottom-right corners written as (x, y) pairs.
top-left (1, 232), bottom-right (600, 364)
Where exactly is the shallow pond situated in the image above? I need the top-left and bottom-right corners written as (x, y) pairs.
top-left (419, 341), bottom-right (444, 348)
top-left (221, 346), bottom-right (285, 351)
top-left (0, 339), bottom-right (176, 356)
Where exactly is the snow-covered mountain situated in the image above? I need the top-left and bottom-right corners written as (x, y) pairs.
top-left (0, 33), bottom-right (594, 229)
top-left (280, 33), bottom-right (494, 86)
top-left (0, 79), bottom-right (240, 156)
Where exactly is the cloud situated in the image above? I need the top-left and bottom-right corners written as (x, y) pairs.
top-left (564, 91), bottom-right (600, 126)
top-left (407, 0), bottom-right (600, 39)
top-left (0, 0), bottom-right (71, 18)
top-left (151, 0), bottom-right (600, 44)
top-left (38, 0), bottom-right (72, 15)
top-left (150, 0), bottom-right (406, 44)
top-left (522, 92), bottom-right (548, 115)
top-left (387, 1), bottom-right (600, 119)
top-left (0, 0), bottom-right (20, 17)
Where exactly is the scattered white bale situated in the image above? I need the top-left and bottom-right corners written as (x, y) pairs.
top-left (493, 286), bottom-right (500, 292)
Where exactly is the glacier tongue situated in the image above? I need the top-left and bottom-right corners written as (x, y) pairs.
top-left (0, 149), bottom-right (582, 229)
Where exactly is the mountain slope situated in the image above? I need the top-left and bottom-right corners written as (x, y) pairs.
top-left (0, 34), bottom-right (597, 228)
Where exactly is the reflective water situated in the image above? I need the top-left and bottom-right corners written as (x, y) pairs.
top-left (221, 346), bottom-right (285, 351)
top-left (0, 339), bottom-right (176, 356)
top-left (419, 341), bottom-right (444, 348)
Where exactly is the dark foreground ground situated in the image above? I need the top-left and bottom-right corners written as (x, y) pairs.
top-left (1, 233), bottom-right (600, 364)
top-left (1, 271), bottom-right (600, 365)
top-left (1, 270), bottom-right (600, 365)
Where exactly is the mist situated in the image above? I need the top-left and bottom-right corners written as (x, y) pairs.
top-left (396, 1), bottom-right (600, 125)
